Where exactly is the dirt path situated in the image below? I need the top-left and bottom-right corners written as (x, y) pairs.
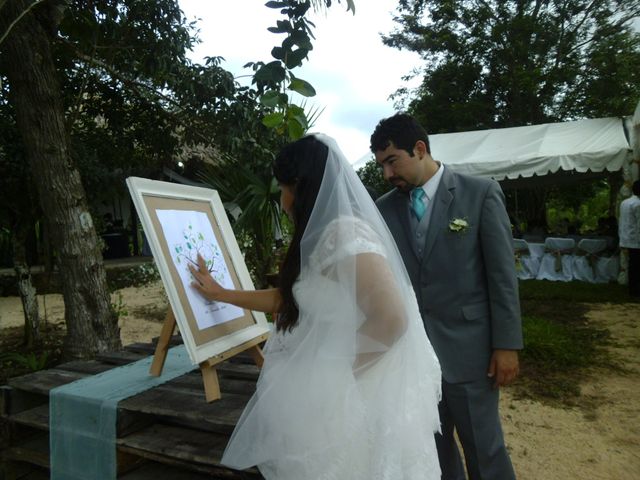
top-left (1, 286), bottom-right (639, 479)
top-left (0, 281), bottom-right (167, 345)
top-left (503, 303), bottom-right (640, 479)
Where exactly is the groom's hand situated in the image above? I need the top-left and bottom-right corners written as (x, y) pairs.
top-left (488, 349), bottom-right (519, 388)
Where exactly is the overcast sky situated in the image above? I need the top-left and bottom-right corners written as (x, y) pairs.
top-left (178, 0), bottom-right (422, 166)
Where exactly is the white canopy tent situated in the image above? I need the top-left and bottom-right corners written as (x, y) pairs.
top-left (428, 117), bottom-right (633, 181)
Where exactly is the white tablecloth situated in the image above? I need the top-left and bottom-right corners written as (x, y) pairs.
top-left (515, 240), bottom-right (618, 283)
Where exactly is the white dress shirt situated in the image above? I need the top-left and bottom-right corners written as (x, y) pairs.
top-left (619, 195), bottom-right (640, 249)
top-left (410, 162), bottom-right (444, 230)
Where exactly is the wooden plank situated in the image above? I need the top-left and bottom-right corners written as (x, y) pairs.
top-left (96, 350), bottom-right (147, 366)
top-left (20, 468), bottom-right (50, 480)
top-left (123, 343), bottom-right (157, 355)
top-left (201, 335), bottom-right (268, 370)
top-left (6, 371), bottom-right (255, 437)
top-left (119, 462), bottom-right (223, 480)
top-left (8, 370), bottom-right (87, 397)
top-left (215, 362), bottom-right (260, 381)
top-left (116, 424), bottom-right (261, 478)
top-left (54, 359), bottom-right (115, 375)
top-left (1, 385), bottom-right (10, 416)
top-left (8, 400), bottom-right (156, 439)
top-left (162, 371), bottom-right (256, 396)
top-left (119, 387), bottom-right (249, 435)
top-left (9, 405), bottom-right (49, 431)
top-left (0, 461), bottom-right (48, 480)
top-left (1, 386), bottom-right (47, 418)
top-left (1, 433), bottom-right (49, 469)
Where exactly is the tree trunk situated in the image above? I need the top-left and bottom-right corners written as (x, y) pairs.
top-left (11, 226), bottom-right (40, 348)
top-left (0, 0), bottom-right (121, 358)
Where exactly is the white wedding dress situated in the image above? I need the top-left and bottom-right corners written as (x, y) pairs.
top-left (221, 135), bottom-right (442, 479)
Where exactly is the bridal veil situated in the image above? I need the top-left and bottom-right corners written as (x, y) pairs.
top-left (221, 134), bottom-right (442, 479)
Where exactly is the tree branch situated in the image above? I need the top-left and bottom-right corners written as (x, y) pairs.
top-left (62, 39), bottom-right (214, 145)
top-left (0, 0), bottom-right (46, 47)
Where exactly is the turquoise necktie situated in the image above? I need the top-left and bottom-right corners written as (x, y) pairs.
top-left (411, 188), bottom-right (426, 221)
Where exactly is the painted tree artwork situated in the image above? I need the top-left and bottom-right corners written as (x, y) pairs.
top-left (156, 209), bottom-right (244, 330)
top-left (174, 224), bottom-right (226, 284)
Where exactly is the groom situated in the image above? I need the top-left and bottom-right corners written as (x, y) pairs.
top-left (371, 113), bottom-right (522, 480)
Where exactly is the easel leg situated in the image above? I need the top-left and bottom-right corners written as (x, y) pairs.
top-left (247, 345), bottom-right (265, 368)
top-left (200, 364), bottom-right (221, 402)
top-left (149, 310), bottom-right (176, 376)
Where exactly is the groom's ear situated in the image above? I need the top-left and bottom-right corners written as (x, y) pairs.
top-left (413, 140), bottom-right (428, 159)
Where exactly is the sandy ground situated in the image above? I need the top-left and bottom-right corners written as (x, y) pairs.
top-left (0, 282), bottom-right (168, 345)
top-left (1, 282), bottom-right (639, 479)
top-left (502, 303), bottom-right (640, 480)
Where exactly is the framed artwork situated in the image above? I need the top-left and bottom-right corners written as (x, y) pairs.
top-left (126, 177), bottom-right (271, 365)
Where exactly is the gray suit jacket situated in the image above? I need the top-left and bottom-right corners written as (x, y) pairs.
top-left (377, 167), bottom-right (523, 383)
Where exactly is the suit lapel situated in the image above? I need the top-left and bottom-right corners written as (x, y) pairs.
top-left (422, 167), bottom-right (455, 263)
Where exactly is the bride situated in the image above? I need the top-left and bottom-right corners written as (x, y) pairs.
top-left (189, 134), bottom-right (442, 479)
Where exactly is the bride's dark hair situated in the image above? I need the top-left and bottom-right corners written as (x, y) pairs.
top-left (272, 135), bottom-right (328, 332)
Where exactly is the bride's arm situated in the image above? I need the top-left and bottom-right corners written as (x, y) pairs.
top-left (355, 252), bottom-right (408, 346)
top-left (189, 255), bottom-right (282, 313)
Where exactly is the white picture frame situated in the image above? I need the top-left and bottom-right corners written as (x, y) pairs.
top-left (126, 177), bottom-right (271, 365)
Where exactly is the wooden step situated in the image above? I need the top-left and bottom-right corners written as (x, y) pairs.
top-left (1, 433), bottom-right (49, 469)
top-left (117, 423), bottom-right (261, 479)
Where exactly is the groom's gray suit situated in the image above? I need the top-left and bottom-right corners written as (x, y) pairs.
top-left (377, 166), bottom-right (523, 480)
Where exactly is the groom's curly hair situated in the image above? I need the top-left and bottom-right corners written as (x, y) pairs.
top-left (370, 113), bottom-right (431, 156)
top-left (272, 135), bottom-right (328, 332)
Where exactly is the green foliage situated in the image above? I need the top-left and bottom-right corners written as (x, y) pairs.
top-left (356, 158), bottom-right (393, 198)
top-left (387, 1), bottom-right (639, 232)
top-left (126, 262), bottom-right (160, 287)
top-left (0, 351), bottom-right (49, 372)
top-left (387, 0), bottom-right (640, 131)
top-left (198, 153), bottom-right (282, 288)
top-left (110, 291), bottom-right (128, 319)
top-left (546, 180), bottom-right (612, 234)
top-left (250, 0), bottom-right (353, 139)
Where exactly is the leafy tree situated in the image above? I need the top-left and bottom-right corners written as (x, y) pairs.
top-left (0, 0), bottom-right (356, 358)
top-left (252, 0), bottom-right (355, 139)
top-left (197, 0), bottom-right (356, 287)
top-left (386, 0), bottom-right (640, 132)
top-left (357, 158), bottom-right (393, 198)
top-left (384, 0), bottom-right (640, 229)
top-left (0, 0), bottom-right (256, 358)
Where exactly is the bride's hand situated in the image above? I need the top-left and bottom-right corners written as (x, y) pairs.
top-left (188, 254), bottom-right (225, 301)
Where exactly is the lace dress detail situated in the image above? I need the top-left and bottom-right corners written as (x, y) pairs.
top-left (309, 216), bottom-right (386, 272)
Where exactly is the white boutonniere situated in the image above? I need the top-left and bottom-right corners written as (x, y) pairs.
top-left (448, 217), bottom-right (469, 233)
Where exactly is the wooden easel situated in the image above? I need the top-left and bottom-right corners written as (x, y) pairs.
top-left (149, 310), bottom-right (267, 402)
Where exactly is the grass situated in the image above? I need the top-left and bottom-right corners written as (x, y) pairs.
top-left (518, 279), bottom-right (633, 304)
top-left (514, 280), bottom-right (629, 406)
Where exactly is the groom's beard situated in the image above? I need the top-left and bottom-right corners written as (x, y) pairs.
top-left (389, 177), bottom-right (415, 193)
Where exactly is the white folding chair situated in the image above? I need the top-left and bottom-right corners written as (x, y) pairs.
top-left (572, 238), bottom-right (607, 283)
top-left (536, 237), bottom-right (575, 282)
top-left (513, 239), bottom-right (540, 280)
top-left (595, 254), bottom-right (620, 283)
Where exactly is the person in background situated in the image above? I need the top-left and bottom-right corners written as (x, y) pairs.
top-left (619, 180), bottom-right (640, 298)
